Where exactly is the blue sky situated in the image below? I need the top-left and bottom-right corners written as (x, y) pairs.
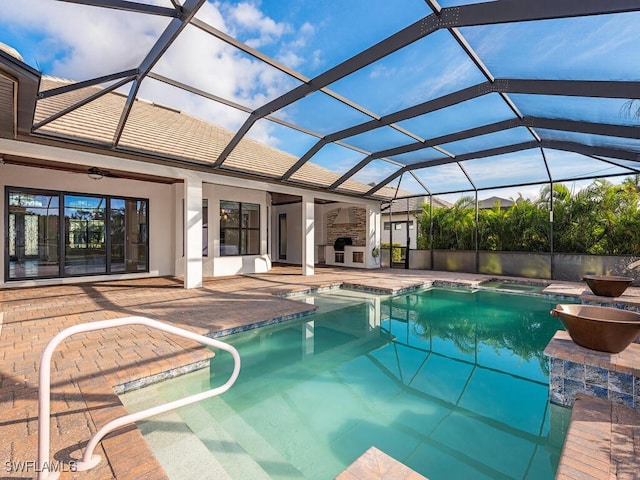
top-left (1, 1), bottom-right (639, 200)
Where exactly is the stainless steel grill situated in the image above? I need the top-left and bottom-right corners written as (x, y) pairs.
top-left (333, 237), bottom-right (353, 251)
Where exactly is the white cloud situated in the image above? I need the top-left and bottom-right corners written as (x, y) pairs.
top-left (309, 49), bottom-right (324, 71)
top-left (2, 0), bottom-right (168, 79)
top-left (352, 160), bottom-right (400, 186)
top-left (369, 64), bottom-right (398, 80)
top-left (276, 50), bottom-right (304, 70)
top-left (219, 1), bottom-right (290, 48)
top-left (1, 0), bottom-right (309, 144)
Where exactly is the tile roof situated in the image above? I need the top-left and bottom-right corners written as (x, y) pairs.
top-left (34, 77), bottom-right (395, 200)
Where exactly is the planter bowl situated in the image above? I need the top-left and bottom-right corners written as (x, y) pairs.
top-left (583, 274), bottom-right (633, 297)
top-left (551, 304), bottom-right (640, 353)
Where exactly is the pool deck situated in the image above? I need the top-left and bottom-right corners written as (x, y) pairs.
top-left (1, 266), bottom-right (639, 480)
top-left (556, 393), bottom-right (640, 480)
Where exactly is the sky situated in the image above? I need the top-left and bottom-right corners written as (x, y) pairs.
top-left (1, 1), bottom-right (639, 201)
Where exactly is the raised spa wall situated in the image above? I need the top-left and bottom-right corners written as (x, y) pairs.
top-left (544, 330), bottom-right (640, 408)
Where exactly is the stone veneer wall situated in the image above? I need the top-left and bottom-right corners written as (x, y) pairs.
top-left (327, 207), bottom-right (367, 246)
top-left (545, 331), bottom-right (640, 408)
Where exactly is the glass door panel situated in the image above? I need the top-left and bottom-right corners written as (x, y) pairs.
top-left (130, 200), bottom-right (148, 272)
top-left (110, 198), bottom-right (126, 272)
top-left (64, 195), bottom-right (106, 275)
top-left (8, 191), bottom-right (60, 279)
top-left (110, 198), bottom-right (148, 272)
top-left (279, 213), bottom-right (287, 260)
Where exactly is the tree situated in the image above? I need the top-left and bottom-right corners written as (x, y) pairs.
top-left (422, 196), bottom-right (476, 250)
top-left (621, 99), bottom-right (640, 122)
top-left (416, 176), bottom-right (640, 255)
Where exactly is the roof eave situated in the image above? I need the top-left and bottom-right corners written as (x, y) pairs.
top-left (0, 49), bottom-right (40, 136)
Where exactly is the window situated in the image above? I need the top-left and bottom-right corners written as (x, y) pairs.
top-left (202, 199), bottom-right (208, 257)
top-left (385, 220), bottom-right (414, 231)
top-left (278, 213), bottom-right (287, 260)
top-left (6, 187), bottom-right (148, 280)
top-left (220, 201), bottom-right (260, 256)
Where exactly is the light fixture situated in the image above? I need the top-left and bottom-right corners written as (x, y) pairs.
top-left (87, 167), bottom-right (104, 180)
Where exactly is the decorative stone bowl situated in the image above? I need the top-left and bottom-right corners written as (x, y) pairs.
top-left (583, 274), bottom-right (633, 297)
top-left (551, 304), bottom-right (640, 353)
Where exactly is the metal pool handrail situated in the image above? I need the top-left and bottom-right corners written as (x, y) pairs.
top-left (37, 316), bottom-right (241, 480)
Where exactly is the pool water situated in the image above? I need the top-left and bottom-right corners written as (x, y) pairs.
top-left (120, 288), bottom-right (573, 480)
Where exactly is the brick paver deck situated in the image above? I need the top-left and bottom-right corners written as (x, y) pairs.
top-left (1, 266), bottom-right (639, 479)
top-left (335, 446), bottom-right (428, 480)
top-left (556, 393), bottom-right (640, 480)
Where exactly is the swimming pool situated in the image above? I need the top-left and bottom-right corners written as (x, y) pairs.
top-left (120, 287), bottom-right (573, 480)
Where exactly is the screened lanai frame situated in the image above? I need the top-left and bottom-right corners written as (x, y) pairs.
top-left (25, 0), bottom-right (640, 204)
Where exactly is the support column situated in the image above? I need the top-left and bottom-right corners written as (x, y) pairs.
top-left (184, 175), bottom-right (203, 289)
top-left (368, 206), bottom-right (381, 268)
top-left (302, 194), bottom-right (314, 276)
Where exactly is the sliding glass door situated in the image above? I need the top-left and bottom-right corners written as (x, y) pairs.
top-left (6, 187), bottom-right (149, 280)
top-left (7, 191), bottom-right (60, 279)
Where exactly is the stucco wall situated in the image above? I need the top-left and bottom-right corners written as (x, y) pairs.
top-left (270, 202), bottom-right (331, 266)
top-left (271, 202), bottom-right (303, 265)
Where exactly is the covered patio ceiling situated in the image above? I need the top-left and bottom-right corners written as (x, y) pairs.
top-left (4, 0), bottom-right (640, 201)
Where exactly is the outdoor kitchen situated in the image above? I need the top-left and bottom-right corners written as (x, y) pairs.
top-left (324, 207), bottom-right (367, 267)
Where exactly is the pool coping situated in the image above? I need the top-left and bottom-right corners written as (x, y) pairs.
top-left (335, 446), bottom-right (429, 480)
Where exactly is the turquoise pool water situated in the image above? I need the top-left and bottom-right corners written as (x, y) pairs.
top-left (121, 288), bottom-right (573, 480)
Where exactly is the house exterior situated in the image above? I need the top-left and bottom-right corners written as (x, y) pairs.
top-left (380, 195), bottom-right (451, 249)
top-left (0, 47), bottom-right (384, 290)
top-left (477, 196), bottom-right (514, 209)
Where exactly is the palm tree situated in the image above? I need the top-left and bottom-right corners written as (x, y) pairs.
top-left (621, 99), bottom-right (640, 122)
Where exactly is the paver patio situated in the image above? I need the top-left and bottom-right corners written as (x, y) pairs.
top-left (1, 266), bottom-right (638, 479)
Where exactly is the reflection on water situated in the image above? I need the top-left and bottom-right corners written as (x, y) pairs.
top-left (122, 287), bottom-right (573, 480)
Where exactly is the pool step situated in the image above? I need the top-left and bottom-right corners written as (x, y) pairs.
top-left (136, 409), bottom-right (248, 480)
top-left (121, 383), bottom-right (278, 480)
top-left (176, 399), bottom-right (306, 480)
